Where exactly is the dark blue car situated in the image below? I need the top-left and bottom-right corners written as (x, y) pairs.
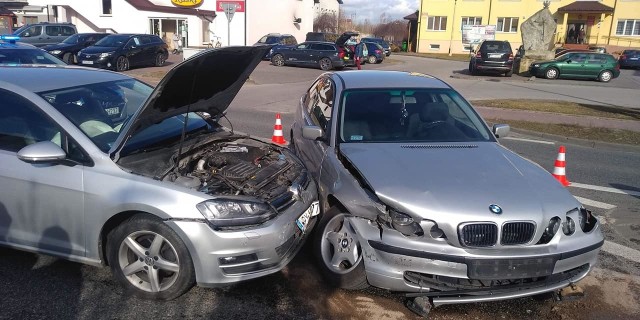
top-left (77, 34), bottom-right (168, 71)
top-left (270, 41), bottom-right (350, 71)
top-left (619, 49), bottom-right (640, 69)
top-left (364, 42), bottom-right (385, 64)
top-left (361, 37), bottom-right (391, 56)
top-left (42, 33), bottom-right (109, 64)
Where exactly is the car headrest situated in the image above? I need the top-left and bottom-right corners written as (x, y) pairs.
top-left (419, 102), bottom-right (450, 122)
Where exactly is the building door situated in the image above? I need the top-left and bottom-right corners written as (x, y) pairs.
top-left (178, 19), bottom-right (188, 48)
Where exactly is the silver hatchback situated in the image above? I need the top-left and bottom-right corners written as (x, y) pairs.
top-left (0, 46), bottom-right (319, 300)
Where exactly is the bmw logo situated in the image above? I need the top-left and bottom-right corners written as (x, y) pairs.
top-left (489, 204), bottom-right (503, 214)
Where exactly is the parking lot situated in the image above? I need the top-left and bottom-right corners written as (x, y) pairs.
top-left (1, 52), bottom-right (640, 320)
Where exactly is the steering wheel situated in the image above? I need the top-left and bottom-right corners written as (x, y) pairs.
top-left (423, 120), bottom-right (447, 130)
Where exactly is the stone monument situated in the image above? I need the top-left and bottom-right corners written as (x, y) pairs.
top-left (517, 1), bottom-right (556, 73)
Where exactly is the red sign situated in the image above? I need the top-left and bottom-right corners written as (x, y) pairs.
top-left (587, 16), bottom-right (595, 26)
top-left (216, 0), bottom-right (245, 12)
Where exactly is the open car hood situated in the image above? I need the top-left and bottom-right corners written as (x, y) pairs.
top-left (109, 45), bottom-right (270, 159)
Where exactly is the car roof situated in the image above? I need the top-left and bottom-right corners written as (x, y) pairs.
top-left (0, 66), bottom-right (131, 92)
top-left (0, 41), bottom-right (38, 49)
top-left (333, 71), bottom-right (450, 90)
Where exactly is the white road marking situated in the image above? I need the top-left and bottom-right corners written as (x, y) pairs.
top-left (570, 182), bottom-right (640, 197)
top-left (574, 196), bottom-right (617, 210)
top-left (602, 241), bottom-right (640, 264)
top-left (502, 137), bottom-right (555, 145)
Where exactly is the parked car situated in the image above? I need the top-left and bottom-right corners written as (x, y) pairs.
top-left (363, 42), bottom-right (385, 64)
top-left (529, 52), bottom-right (620, 82)
top-left (469, 40), bottom-right (514, 76)
top-left (271, 32), bottom-right (358, 71)
top-left (42, 33), bottom-right (109, 64)
top-left (290, 70), bottom-right (603, 316)
top-left (77, 34), bottom-right (168, 71)
top-left (255, 33), bottom-right (297, 59)
top-left (588, 46), bottom-right (607, 54)
top-left (361, 37), bottom-right (391, 56)
top-left (618, 49), bottom-right (640, 69)
top-left (0, 35), bottom-right (66, 65)
top-left (12, 22), bottom-right (77, 47)
top-left (0, 46), bottom-right (319, 300)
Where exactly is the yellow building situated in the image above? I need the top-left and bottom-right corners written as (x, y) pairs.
top-left (416, 0), bottom-right (640, 53)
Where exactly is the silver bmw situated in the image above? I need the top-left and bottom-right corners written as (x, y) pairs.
top-left (290, 70), bottom-right (603, 314)
top-left (0, 46), bottom-right (319, 300)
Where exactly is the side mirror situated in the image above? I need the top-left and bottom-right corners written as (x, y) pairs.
top-left (492, 124), bottom-right (510, 138)
top-left (17, 141), bottom-right (67, 163)
top-left (23, 32), bottom-right (31, 37)
top-left (302, 125), bottom-right (324, 141)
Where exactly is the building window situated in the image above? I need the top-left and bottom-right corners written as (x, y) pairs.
top-left (497, 17), bottom-right (519, 33)
top-left (461, 17), bottom-right (482, 26)
top-left (429, 44), bottom-right (440, 50)
top-left (616, 20), bottom-right (640, 36)
top-left (427, 16), bottom-right (447, 31)
top-left (102, 0), bottom-right (112, 15)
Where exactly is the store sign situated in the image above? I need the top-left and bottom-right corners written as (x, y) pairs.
top-left (216, 0), bottom-right (245, 13)
top-left (462, 25), bottom-right (496, 45)
top-left (171, 0), bottom-right (203, 8)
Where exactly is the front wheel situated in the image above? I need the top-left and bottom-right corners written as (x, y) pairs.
top-left (271, 54), bottom-right (285, 67)
top-left (107, 214), bottom-right (195, 300)
top-left (314, 207), bottom-right (369, 290)
top-left (62, 52), bottom-right (73, 64)
top-left (319, 57), bottom-right (333, 71)
top-left (368, 55), bottom-right (377, 64)
top-left (545, 67), bottom-right (559, 79)
top-left (154, 53), bottom-right (166, 67)
top-left (116, 56), bottom-right (129, 72)
top-left (598, 70), bottom-right (613, 82)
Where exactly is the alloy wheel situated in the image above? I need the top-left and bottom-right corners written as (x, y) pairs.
top-left (545, 68), bottom-right (558, 79)
top-left (320, 213), bottom-right (362, 275)
top-left (155, 54), bottom-right (165, 67)
top-left (117, 56), bottom-right (129, 71)
top-left (599, 70), bottom-right (612, 82)
top-left (272, 54), bottom-right (284, 67)
top-left (117, 231), bottom-right (180, 293)
top-left (319, 58), bottom-right (332, 71)
top-left (368, 55), bottom-right (377, 64)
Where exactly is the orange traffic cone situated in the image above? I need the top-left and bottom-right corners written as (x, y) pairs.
top-left (552, 146), bottom-right (571, 187)
top-left (271, 113), bottom-right (287, 145)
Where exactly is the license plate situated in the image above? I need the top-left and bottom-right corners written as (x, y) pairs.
top-left (467, 257), bottom-right (556, 280)
top-left (296, 201), bottom-right (319, 232)
top-left (81, 60), bottom-right (93, 65)
top-left (489, 53), bottom-right (502, 58)
top-left (630, 57), bottom-right (639, 60)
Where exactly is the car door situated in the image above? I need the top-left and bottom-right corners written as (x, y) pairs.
top-left (124, 36), bottom-right (145, 67)
top-left (18, 25), bottom-right (43, 46)
top-left (294, 77), bottom-right (334, 178)
top-left (561, 53), bottom-right (588, 77)
top-left (584, 54), bottom-right (608, 78)
top-left (0, 88), bottom-right (86, 256)
top-left (288, 43), bottom-right (311, 65)
top-left (44, 25), bottom-right (64, 46)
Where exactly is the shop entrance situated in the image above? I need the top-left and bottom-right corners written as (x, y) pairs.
top-left (566, 22), bottom-right (586, 44)
top-left (149, 18), bottom-right (188, 50)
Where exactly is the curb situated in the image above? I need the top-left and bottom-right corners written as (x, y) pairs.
top-left (450, 73), bottom-right (535, 83)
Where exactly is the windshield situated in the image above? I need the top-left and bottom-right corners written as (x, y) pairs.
top-left (94, 35), bottom-right (129, 47)
top-left (11, 25), bottom-right (28, 35)
top-left (0, 49), bottom-right (66, 65)
top-left (339, 89), bottom-right (493, 143)
top-left (62, 34), bottom-right (80, 44)
top-left (258, 36), bottom-right (279, 44)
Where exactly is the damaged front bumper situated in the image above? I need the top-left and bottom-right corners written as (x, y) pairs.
top-left (165, 179), bottom-right (318, 287)
top-left (348, 217), bottom-right (603, 306)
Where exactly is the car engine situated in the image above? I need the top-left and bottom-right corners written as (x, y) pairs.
top-left (164, 140), bottom-right (302, 201)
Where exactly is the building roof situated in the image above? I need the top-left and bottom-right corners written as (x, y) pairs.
top-left (125, 0), bottom-right (216, 17)
top-left (404, 12), bottom-right (418, 21)
top-left (0, 6), bottom-right (16, 16)
top-left (557, 1), bottom-right (614, 13)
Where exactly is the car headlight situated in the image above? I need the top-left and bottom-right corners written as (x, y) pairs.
top-left (389, 209), bottom-right (424, 237)
top-left (578, 206), bottom-right (598, 233)
top-left (537, 217), bottom-right (561, 244)
top-left (196, 199), bottom-right (276, 227)
top-left (533, 64), bottom-right (540, 67)
top-left (99, 52), bottom-right (114, 58)
top-left (562, 217), bottom-right (576, 235)
top-left (49, 50), bottom-right (62, 55)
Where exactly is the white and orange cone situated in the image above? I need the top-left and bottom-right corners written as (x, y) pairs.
top-left (271, 113), bottom-right (287, 145)
top-left (552, 146), bottom-right (571, 187)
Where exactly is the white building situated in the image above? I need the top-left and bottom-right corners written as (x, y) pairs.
top-left (313, 0), bottom-right (341, 19)
top-left (6, 0), bottom-right (323, 48)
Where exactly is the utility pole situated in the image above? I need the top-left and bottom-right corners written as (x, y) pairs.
top-left (448, 0), bottom-right (458, 55)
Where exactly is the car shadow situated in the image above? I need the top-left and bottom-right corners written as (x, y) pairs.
top-left (452, 69), bottom-right (513, 80)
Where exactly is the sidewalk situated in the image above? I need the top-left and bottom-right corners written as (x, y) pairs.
top-left (475, 106), bottom-right (640, 132)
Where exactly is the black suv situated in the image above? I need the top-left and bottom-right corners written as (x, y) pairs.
top-left (469, 40), bottom-right (514, 76)
top-left (77, 34), bottom-right (168, 71)
top-left (43, 33), bottom-right (109, 64)
top-left (12, 22), bottom-right (77, 47)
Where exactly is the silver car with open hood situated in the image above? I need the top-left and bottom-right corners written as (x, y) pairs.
top-left (0, 46), bottom-right (318, 300)
top-left (290, 70), bottom-right (603, 315)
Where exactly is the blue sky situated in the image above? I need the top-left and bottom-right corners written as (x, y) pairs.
top-left (340, 0), bottom-right (420, 23)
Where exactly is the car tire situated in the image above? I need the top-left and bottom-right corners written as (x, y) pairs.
top-left (116, 56), bottom-right (130, 72)
top-left (62, 52), bottom-right (73, 64)
top-left (271, 54), bottom-right (285, 67)
top-left (368, 55), bottom-right (377, 64)
top-left (598, 70), bottom-right (613, 82)
top-left (319, 57), bottom-right (333, 71)
top-left (505, 69), bottom-right (513, 77)
top-left (155, 53), bottom-right (166, 67)
top-left (545, 67), bottom-right (559, 79)
top-left (107, 214), bottom-right (195, 300)
top-left (314, 206), bottom-right (369, 290)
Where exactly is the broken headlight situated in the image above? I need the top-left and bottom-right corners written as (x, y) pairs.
top-left (578, 206), bottom-right (598, 233)
top-left (537, 216), bottom-right (561, 244)
top-left (197, 199), bottom-right (276, 227)
top-left (389, 210), bottom-right (424, 237)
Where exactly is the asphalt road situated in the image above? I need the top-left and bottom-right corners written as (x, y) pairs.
top-left (2, 54), bottom-right (640, 320)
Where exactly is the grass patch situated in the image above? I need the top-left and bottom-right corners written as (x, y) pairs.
top-left (396, 52), bottom-right (470, 62)
top-left (472, 99), bottom-right (640, 122)
top-left (487, 119), bottom-right (640, 146)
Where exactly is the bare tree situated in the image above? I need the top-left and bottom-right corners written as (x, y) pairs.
top-left (314, 13), bottom-right (337, 33)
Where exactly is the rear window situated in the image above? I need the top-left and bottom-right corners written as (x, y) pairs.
top-left (481, 42), bottom-right (512, 53)
top-left (257, 36), bottom-right (280, 44)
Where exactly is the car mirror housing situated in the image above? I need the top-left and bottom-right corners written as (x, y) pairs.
top-left (492, 124), bottom-right (510, 138)
top-left (302, 125), bottom-right (324, 141)
top-left (17, 141), bottom-right (67, 163)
